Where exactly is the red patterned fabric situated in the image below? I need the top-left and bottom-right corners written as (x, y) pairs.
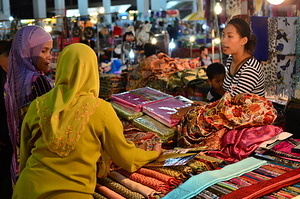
top-left (178, 92), bottom-right (277, 149)
top-left (220, 167), bottom-right (300, 199)
top-left (136, 168), bottom-right (182, 187)
top-left (117, 169), bottom-right (172, 194)
top-left (121, 121), bottom-right (162, 151)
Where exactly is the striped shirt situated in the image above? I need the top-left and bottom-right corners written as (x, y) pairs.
top-left (223, 55), bottom-right (265, 97)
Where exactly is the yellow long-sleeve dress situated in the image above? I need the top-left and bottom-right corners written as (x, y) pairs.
top-left (13, 99), bottom-right (159, 199)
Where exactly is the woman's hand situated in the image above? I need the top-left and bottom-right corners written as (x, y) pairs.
top-left (153, 142), bottom-right (163, 155)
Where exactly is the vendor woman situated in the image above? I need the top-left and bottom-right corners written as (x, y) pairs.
top-left (221, 17), bottom-right (265, 97)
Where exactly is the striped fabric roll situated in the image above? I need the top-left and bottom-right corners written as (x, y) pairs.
top-left (136, 168), bottom-right (182, 187)
top-left (117, 169), bottom-right (172, 194)
top-left (92, 192), bottom-right (108, 199)
top-left (97, 177), bottom-right (144, 199)
top-left (95, 183), bottom-right (126, 199)
top-left (109, 171), bottom-right (160, 198)
top-left (144, 166), bottom-right (189, 181)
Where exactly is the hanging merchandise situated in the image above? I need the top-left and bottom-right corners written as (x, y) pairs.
top-left (72, 22), bottom-right (81, 37)
top-left (83, 27), bottom-right (96, 39)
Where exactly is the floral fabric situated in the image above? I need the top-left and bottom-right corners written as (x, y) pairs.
top-left (177, 92), bottom-right (277, 149)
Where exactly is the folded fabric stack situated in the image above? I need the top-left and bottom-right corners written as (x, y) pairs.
top-left (126, 53), bottom-right (199, 92)
top-left (111, 102), bottom-right (144, 121)
top-left (142, 96), bottom-right (193, 127)
top-left (133, 115), bottom-right (176, 144)
top-left (100, 74), bottom-right (127, 100)
top-left (111, 87), bottom-right (172, 112)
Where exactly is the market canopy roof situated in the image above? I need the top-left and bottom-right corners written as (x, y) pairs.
top-left (182, 12), bottom-right (205, 21)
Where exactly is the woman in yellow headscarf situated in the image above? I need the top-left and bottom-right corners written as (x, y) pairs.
top-left (13, 43), bottom-right (161, 199)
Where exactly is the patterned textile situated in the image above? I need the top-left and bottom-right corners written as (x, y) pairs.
top-left (226, 0), bottom-right (242, 17)
top-left (97, 177), bottom-right (144, 199)
top-left (266, 138), bottom-right (300, 162)
top-left (177, 92), bottom-right (277, 149)
top-left (207, 125), bottom-right (283, 163)
top-left (123, 129), bottom-right (162, 151)
top-left (145, 166), bottom-right (191, 181)
top-left (276, 17), bottom-right (297, 55)
top-left (126, 53), bottom-right (198, 91)
top-left (262, 56), bottom-right (277, 94)
top-left (294, 18), bottom-right (300, 99)
top-left (162, 157), bottom-right (267, 199)
top-left (276, 55), bottom-right (297, 98)
top-left (117, 168), bottom-right (172, 194)
top-left (92, 192), bottom-right (107, 199)
top-left (109, 171), bottom-right (160, 198)
top-left (219, 167), bottom-right (300, 199)
top-left (296, 18), bottom-right (300, 57)
top-left (137, 168), bottom-right (182, 187)
top-left (133, 115), bottom-right (176, 143)
top-left (95, 183), bottom-right (126, 199)
top-left (268, 17), bottom-right (278, 54)
top-left (99, 74), bottom-right (126, 100)
top-left (189, 154), bottom-right (224, 172)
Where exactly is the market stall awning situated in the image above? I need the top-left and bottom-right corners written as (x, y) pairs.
top-left (182, 12), bottom-right (205, 21)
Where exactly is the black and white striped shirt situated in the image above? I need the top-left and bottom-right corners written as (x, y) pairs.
top-left (223, 55), bottom-right (265, 97)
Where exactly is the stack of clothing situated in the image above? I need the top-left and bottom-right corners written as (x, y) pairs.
top-left (99, 74), bottom-right (127, 100)
top-left (94, 153), bottom-right (224, 199)
top-left (126, 53), bottom-right (200, 93)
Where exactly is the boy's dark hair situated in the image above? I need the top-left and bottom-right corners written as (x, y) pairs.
top-left (206, 62), bottom-right (225, 80)
top-left (199, 45), bottom-right (208, 53)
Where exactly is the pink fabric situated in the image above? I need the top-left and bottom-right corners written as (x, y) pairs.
top-left (207, 125), bottom-right (283, 163)
top-left (273, 139), bottom-right (300, 157)
top-left (111, 87), bottom-right (172, 111)
top-left (142, 96), bottom-right (192, 127)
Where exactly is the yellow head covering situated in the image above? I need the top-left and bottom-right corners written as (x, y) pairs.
top-left (36, 43), bottom-right (100, 157)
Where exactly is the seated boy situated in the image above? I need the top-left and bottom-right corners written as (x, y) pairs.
top-left (206, 62), bottom-right (225, 102)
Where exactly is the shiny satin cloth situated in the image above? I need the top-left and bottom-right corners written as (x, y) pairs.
top-left (207, 125), bottom-right (283, 163)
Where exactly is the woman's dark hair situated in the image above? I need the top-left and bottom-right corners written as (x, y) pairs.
top-left (227, 18), bottom-right (256, 55)
top-left (206, 62), bottom-right (225, 80)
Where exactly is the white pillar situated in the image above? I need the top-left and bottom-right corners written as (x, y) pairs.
top-left (33, 0), bottom-right (47, 19)
top-left (137, 0), bottom-right (150, 21)
top-left (78, 0), bottom-right (89, 16)
top-left (0, 0), bottom-right (10, 20)
top-left (192, 0), bottom-right (197, 13)
top-left (151, 0), bottom-right (166, 11)
top-left (103, 0), bottom-right (112, 24)
top-left (54, 0), bottom-right (66, 17)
